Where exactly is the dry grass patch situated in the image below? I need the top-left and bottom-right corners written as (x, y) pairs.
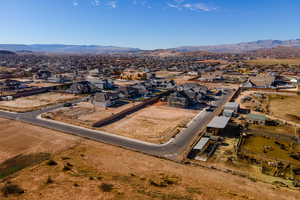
top-left (268, 95), bottom-right (300, 124)
top-left (1, 140), bottom-right (300, 200)
top-left (246, 58), bottom-right (300, 66)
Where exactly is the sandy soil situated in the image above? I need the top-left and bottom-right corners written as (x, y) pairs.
top-left (99, 103), bottom-right (198, 144)
top-left (0, 92), bottom-right (79, 112)
top-left (0, 118), bottom-right (80, 163)
top-left (1, 138), bottom-right (300, 200)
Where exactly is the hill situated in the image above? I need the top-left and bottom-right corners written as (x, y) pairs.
top-left (172, 39), bottom-right (300, 53)
top-left (0, 50), bottom-right (16, 55)
top-left (246, 46), bottom-right (300, 58)
top-left (0, 44), bottom-right (140, 54)
top-left (1, 39), bottom-right (300, 54)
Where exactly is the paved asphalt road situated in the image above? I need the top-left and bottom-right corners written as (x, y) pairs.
top-left (0, 91), bottom-right (234, 161)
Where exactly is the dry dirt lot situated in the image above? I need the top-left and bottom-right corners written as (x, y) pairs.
top-left (46, 101), bottom-right (141, 127)
top-left (173, 75), bottom-right (198, 85)
top-left (0, 92), bottom-right (79, 112)
top-left (99, 102), bottom-right (198, 144)
top-left (113, 79), bottom-right (141, 87)
top-left (268, 95), bottom-right (300, 124)
top-left (155, 71), bottom-right (182, 78)
top-left (27, 82), bottom-right (62, 88)
top-left (0, 118), bottom-right (80, 164)
top-left (1, 137), bottom-right (300, 200)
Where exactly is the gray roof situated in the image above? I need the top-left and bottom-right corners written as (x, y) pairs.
top-left (223, 109), bottom-right (234, 113)
top-left (207, 116), bottom-right (230, 129)
top-left (224, 102), bottom-right (239, 109)
top-left (223, 109), bottom-right (234, 117)
top-left (193, 137), bottom-right (210, 150)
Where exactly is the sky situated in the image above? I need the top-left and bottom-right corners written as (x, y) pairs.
top-left (0, 0), bottom-right (299, 49)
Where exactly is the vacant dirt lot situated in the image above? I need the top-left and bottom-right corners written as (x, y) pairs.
top-left (28, 82), bottom-right (62, 87)
top-left (268, 95), bottom-right (300, 124)
top-left (100, 103), bottom-right (198, 144)
top-left (0, 118), bottom-right (80, 164)
top-left (1, 138), bottom-right (300, 200)
top-left (173, 75), bottom-right (197, 85)
top-left (155, 70), bottom-right (182, 78)
top-left (0, 92), bottom-right (79, 112)
top-left (46, 101), bottom-right (141, 127)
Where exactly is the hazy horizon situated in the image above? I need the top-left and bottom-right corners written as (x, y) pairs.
top-left (1, 37), bottom-right (300, 51)
top-left (0, 0), bottom-right (300, 49)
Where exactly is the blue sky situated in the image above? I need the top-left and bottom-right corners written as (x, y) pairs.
top-left (0, 0), bottom-right (299, 49)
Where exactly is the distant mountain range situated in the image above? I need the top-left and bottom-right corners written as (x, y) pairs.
top-left (0, 39), bottom-right (300, 54)
top-left (0, 50), bottom-right (16, 55)
top-left (172, 39), bottom-right (300, 53)
top-left (0, 44), bottom-right (140, 54)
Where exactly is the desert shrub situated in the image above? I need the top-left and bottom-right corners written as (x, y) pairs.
top-left (61, 157), bottom-right (70, 160)
top-left (66, 162), bottom-right (73, 167)
top-left (149, 174), bottom-right (181, 187)
top-left (46, 176), bottom-right (54, 184)
top-left (1, 184), bottom-right (24, 197)
top-left (46, 160), bottom-right (57, 166)
top-left (99, 183), bottom-right (114, 192)
top-left (186, 187), bottom-right (203, 195)
top-left (63, 165), bottom-right (72, 171)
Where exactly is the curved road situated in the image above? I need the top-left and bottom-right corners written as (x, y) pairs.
top-left (0, 91), bottom-right (234, 161)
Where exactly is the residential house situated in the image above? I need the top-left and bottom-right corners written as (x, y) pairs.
top-left (150, 79), bottom-right (176, 89)
top-left (118, 86), bottom-right (139, 99)
top-left (224, 102), bottom-right (240, 113)
top-left (0, 79), bottom-right (24, 91)
top-left (34, 69), bottom-right (52, 80)
top-left (91, 92), bottom-right (119, 107)
top-left (207, 116), bottom-right (231, 135)
top-left (168, 83), bottom-right (209, 108)
top-left (120, 69), bottom-right (147, 80)
top-left (90, 79), bottom-right (115, 90)
top-left (246, 114), bottom-right (267, 125)
top-left (68, 81), bottom-right (95, 94)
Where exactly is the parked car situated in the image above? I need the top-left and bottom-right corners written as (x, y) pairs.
top-left (205, 106), bottom-right (215, 112)
top-left (63, 103), bottom-right (73, 107)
